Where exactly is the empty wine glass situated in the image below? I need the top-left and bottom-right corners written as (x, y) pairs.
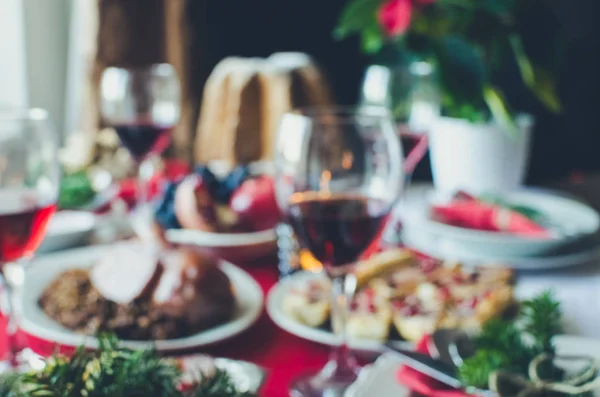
top-left (275, 107), bottom-right (404, 396)
top-left (0, 109), bottom-right (59, 368)
top-left (99, 63), bottom-right (180, 237)
top-left (361, 61), bottom-right (439, 185)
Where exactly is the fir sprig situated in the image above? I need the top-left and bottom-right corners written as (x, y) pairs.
top-left (0, 336), bottom-right (258, 397)
top-left (458, 290), bottom-right (563, 389)
top-left (521, 290), bottom-right (563, 355)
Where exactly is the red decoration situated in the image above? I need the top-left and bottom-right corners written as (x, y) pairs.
top-left (378, 0), bottom-right (412, 36)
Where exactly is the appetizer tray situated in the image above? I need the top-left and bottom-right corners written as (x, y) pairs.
top-left (267, 249), bottom-right (514, 352)
top-left (20, 245), bottom-right (264, 352)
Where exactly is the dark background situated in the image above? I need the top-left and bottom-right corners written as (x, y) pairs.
top-left (187, 0), bottom-right (600, 184)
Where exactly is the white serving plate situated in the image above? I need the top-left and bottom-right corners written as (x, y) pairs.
top-left (166, 228), bottom-right (277, 264)
top-left (401, 227), bottom-right (600, 271)
top-left (20, 244), bottom-right (264, 352)
top-left (267, 271), bottom-right (413, 353)
top-left (38, 211), bottom-right (97, 253)
top-left (346, 335), bottom-right (600, 397)
top-left (402, 188), bottom-right (600, 257)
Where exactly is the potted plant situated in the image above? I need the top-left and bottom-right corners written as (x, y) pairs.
top-left (336, 0), bottom-right (562, 194)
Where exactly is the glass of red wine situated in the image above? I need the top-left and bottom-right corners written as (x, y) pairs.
top-left (275, 107), bottom-right (404, 396)
top-left (100, 63), bottom-right (180, 236)
top-left (0, 109), bottom-right (59, 368)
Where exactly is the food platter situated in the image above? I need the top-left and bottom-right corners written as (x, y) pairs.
top-left (267, 249), bottom-right (515, 353)
top-left (20, 245), bottom-right (264, 352)
top-left (401, 188), bottom-right (600, 258)
top-left (267, 271), bottom-right (413, 353)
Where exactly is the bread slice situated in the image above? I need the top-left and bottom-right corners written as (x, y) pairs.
top-left (281, 277), bottom-right (331, 327)
top-left (355, 248), bottom-right (416, 287)
top-left (346, 290), bottom-right (393, 341)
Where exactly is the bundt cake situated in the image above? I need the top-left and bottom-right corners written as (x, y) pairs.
top-left (194, 53), bottom-right (332, 165)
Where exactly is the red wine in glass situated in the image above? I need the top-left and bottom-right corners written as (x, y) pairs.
top-left (113, 122), bottom-right (173, 160)
top-left (287, 194), bottom-right (390, 269)
top-left (0, 189), bottom-right (56, 264)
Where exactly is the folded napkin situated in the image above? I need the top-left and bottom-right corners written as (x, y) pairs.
top-left (396, 335), bottom-right (475, 397)
top-left (431, 194), bottom-right (550, 238)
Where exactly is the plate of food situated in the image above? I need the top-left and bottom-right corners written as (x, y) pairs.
top-left (20, 242), bottom-right (264, 352)
top-left (0, 335), bottom-right (265, 396)
top-left (267, 249), bottom-right (515, 352)
top-left (153, 162), bottom-right (280, 264)
top-left (402, 188), bottom-right (600, 257)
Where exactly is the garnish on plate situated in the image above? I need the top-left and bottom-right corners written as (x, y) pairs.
top-left (457, 290), bottom-right (593, 394)
top-left (0, 335), bottom-right (258, 397)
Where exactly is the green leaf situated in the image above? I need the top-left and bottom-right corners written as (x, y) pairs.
top-left (334, 0), bottom-right (382, 40)
top-left (509, 35), bottom-right (562, 113)
top-left (483, 85), bottom-right (518, 137)
top-left (361, 24), bottom-right (385, 53)
top-left (434, 36), bottom-right (486, 105)
top-left (459, 350), bottom-right (511, 389)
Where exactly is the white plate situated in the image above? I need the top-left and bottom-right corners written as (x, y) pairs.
top-left (346, 335), bottom-right (600, 397)
top-left (165, 228), bottom-right (277, 264)
top-left (402, 188), bottom-right (600, 257)
top-left (401, 227), bottom-right (600, 270)
top-left (38, 211), bottom-right (97, 253)
top-left (267, 271), bottom-right (413, 353)
top-left (20, 244), bottom-right (264, 352)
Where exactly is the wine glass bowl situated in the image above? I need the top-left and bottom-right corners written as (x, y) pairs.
top-left (0, 108), bottom-right (59, 367)
top-left (100, 64), bottom-right (180, 161)
top-left (275, 107), bottom-right (403, 396)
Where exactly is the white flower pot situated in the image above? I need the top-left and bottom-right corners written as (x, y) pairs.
top-left (428, 116), bottom-right (533, 195)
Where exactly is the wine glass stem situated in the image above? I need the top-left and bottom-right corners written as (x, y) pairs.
top-left (329, 273), bottom-right (358, 372)
top-left (136, 159), bottom-right (154, 208)
top-left (1, 268), bottom-right (19, 366)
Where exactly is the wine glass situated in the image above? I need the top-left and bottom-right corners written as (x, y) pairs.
top-left (361, 61), bottom-right (439, 186)
top-left (0, 109), bottom-right (59, 368)
top-left (99, 63), bottom-right (180, 236)
top-left (275, 107), bottom-right (404, 396)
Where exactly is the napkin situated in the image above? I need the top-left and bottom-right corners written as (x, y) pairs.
top-left (111, 159), bottom-right (190, 211)
top-left (431, 195), bottom-right (550, 238)
top-left (396, 335), bottom-right (475, 397)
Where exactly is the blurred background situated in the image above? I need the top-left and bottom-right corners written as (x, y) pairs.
top-left (1, 0), bottom-right (599, 182)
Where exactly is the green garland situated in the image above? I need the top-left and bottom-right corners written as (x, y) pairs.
top-left (0, 336), bottom-right (257, 397)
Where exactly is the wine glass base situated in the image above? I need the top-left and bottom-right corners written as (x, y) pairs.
top-left (290, 359), bottom-right (360, 397)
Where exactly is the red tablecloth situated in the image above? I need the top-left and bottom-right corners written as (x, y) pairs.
top-left (2, 264), bottom-right (330, 397)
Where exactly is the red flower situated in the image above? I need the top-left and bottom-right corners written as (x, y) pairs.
top-left (378, 0), bottom-right (412, 37)
top-left (377, 0), bottom-right (436, 37)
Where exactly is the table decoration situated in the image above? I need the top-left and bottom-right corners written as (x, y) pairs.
top-left (335, 0), bottom-right (562, 194)
top-left (0, 335), bottom-right (262, 396)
